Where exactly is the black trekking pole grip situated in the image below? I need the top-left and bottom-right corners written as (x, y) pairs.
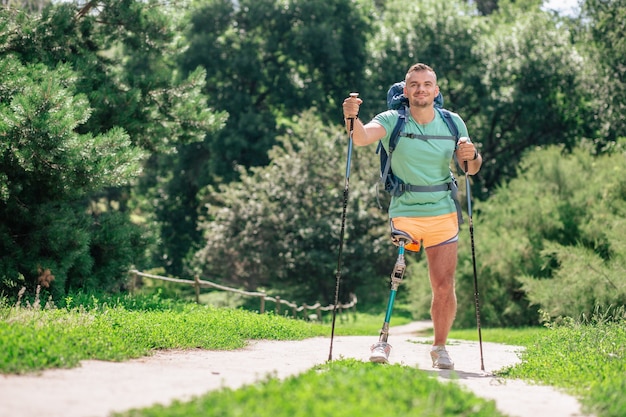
top-left (328, 92), bottom-right (358, 361)
top-left (464, 161), bottom-right (485, 371)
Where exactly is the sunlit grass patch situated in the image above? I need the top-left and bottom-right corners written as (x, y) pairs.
top-left (448, 327), bottom-right (548, 346)
top-left (327, 311), bottom-right (412, 336)
top-left (497, 321), bottom-right (626, 417)
top-left (0, 301), bottom-right (328, 374)
top-left (115, 359), bottom-right (506, 417)
top-left (0, 288), bottom-right (411, 375)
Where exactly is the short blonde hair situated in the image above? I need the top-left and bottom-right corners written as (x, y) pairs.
top-left (405, 63), bottom-right (437, 82)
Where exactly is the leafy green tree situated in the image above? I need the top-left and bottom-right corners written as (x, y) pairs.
top-left (2, 0), bottom-right (51, 14)
top-left (157, 0), bottom-right (373, 276)
top-left (474, 0), bottom-right (499, 15)
top-left (0, 2), bottom-right (224, 298)
top-left (364, 0), bottom-right (597, 198)
top-left (470, 3), bottom-right (597, 196)
top-left (0, 56), bottom-right (145, 298)
top-left (582, 0), bottom-right (626, 145)
top-left (363, 0), bottom-right (486, 119)
top-left (12, 1), bottom-right (223, 154)
top-left (180, 0), bottom-right (373, 182)
top-left (514, 143), bottom-right (626, 320)
top-left (136, 140), bottom-right (218, 276)
top-left (191, 110), bottom-right (395, 306)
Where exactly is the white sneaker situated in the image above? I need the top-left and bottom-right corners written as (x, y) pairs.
top-left (369, 342), bottom-right (391, 364)
top-left (430, 345), bottom-right (454, 369)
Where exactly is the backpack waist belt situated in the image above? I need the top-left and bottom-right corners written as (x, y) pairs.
top-left (395, 181), bottom-right (464, 225)
top-left (396, 182), bottom-right (452, 193)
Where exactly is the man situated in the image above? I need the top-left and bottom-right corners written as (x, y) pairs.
top-left (342, 63), bottom-right (482, 369)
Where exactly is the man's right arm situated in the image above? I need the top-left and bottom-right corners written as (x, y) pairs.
top-left (342, 95), bottom-right (386, 146)
top-left (343, 117), bottom-right (386, 146)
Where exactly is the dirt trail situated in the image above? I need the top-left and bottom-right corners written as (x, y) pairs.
top-left (0, 321), bottom-right (591, 417)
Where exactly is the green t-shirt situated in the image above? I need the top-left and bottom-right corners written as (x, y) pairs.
top-left (373, 108), bottom-right (469, 218)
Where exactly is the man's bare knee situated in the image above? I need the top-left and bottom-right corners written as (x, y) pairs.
top-left (431, 279), bottom-right (455, 295)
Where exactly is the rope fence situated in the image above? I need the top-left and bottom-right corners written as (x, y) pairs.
top-left (129, 269), bottom-right (357, 321)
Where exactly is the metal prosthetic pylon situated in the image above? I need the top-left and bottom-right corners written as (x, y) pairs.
top-left (369, 230), bottom-right (413, 363)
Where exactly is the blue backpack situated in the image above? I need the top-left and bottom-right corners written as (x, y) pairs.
top-left (376, 81), bottom-right (463, 223)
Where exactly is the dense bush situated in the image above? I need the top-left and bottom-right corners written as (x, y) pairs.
top-left (407, 143), bottom-right (626, 327)
top-left (191, 110), bottom-right (395, 307)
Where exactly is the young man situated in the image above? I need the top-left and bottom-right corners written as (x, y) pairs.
top-left (342, 63), bottom-right (482, 369)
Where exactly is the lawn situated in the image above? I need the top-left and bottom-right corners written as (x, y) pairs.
top-left (2, 292), bottom-right (624, 417)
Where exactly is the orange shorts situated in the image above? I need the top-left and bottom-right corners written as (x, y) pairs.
top-left (391, 212), bottom-right (459, 252)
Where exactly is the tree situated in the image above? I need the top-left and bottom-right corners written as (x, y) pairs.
top-left (582, 0), bottom-right (626, 145)
top-left (0, 56), bottom-right (145, 298)
top-left (474, 0), bottom-right (499, 15)
top-left (362, 0), bottom-right (491, 204)
top-left (180, 0), bottom-right (373, 183)
top-left (151, 0), bottom-right (374, 276)
top-left (1, 0), bottom-right (51, 14)
top-left (514, 143), bottom-right (626, 321)
top-left (0, 2), bottom-right (224, 298)
top-left (469, 4), bottom-right (597, 196)
top-left (363, 0), bottom-right (598, 197)
top-left (12, 1), bottom-right (224, 155)
top-left (364, 0), bottom-right (486, 119)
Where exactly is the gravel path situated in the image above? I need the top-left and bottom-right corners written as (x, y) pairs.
top-left (0, 321), bottom-right (592, 417)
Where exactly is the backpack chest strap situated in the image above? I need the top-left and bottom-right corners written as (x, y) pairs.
top-left (400, 133), bottom-right (457, 141)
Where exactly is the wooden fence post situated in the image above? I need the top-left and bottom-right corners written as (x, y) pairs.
top-left (130, 271), bottom-right (137, 294)
top-left (275, 296), bottom-right (281, 315)
top-left (194, 275), bottom-right (200, 304)
top-left (260, 294), bottom-right (266, 314)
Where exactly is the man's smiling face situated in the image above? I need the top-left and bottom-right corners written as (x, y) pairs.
top-left (404, 69), bottom-right (440, 109)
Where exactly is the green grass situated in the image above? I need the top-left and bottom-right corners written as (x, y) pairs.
top-left (115, 359), bottom-right (506, 417)
top-left (497, 321), bottom-right (626, 417)
top-left (327, 311), bottom-right (412, 335)
top-left (2, 292), bottom-right (625, 417)
top-left (0, 299), bottom-right (329, 374)
top-left (448, 326), bottom-right (548, 346)
top-left (449, 322), bottom-right (626, 417)
top-left (0, 292), bottom-right (405, 374)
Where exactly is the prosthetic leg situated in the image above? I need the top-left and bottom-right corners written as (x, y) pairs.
top-left (369, 228), bottom-right (414, 363)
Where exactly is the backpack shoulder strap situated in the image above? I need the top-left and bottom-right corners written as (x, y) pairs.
top-left (435, 107), bottom-right (459, 140)
top-left (436, 106), bottom-right (462, 166)
top-left (377, 106), bottom-right (407, 185)
top-left (435, 108), bottom-right (465, 224)
top-left (389, 105), bottom-right (408, 151)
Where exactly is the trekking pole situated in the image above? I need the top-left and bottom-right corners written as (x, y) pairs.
top-left (465, 160), bottom-right (485, 372)
top-left (328, 92), bottom-right (358, 361)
